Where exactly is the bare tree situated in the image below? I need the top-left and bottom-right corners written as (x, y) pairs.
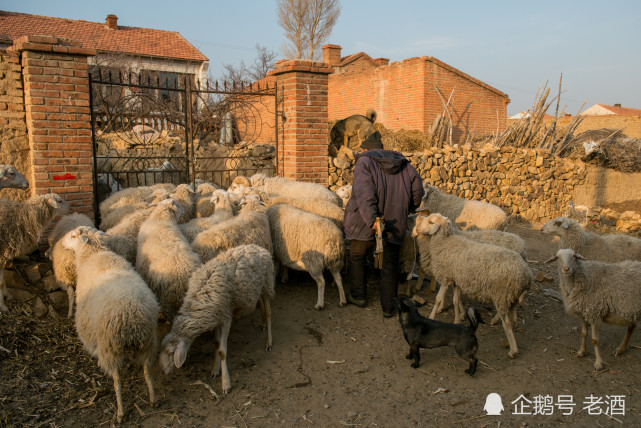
top-left (221, 44), bottom-right (278, 85)
top-left (277, 0), bottom-right (340, 60)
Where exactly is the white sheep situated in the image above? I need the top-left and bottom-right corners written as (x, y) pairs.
top-left (416, 213), bottom-right (531, 358)
top-left (541, 216), bottom-right (641, 262)
top-left (267, 195), bottom-right (344, 228)
top-left (194, 182), bottom-right (220, 218)
top-left (46, 213), bottom-right (95, 318)
top-left (103, 206), bottom-right (156, 265)
top-left (159, 244), bottom-right (275, 394)
top-left (61, 226), bottom-right (159, 423)
top-left (546, 248), bottom-right (641, 370)
top-left (191, 199), bottom-right (272, 262)
top-left (335, 184), bottom-right (352, 208)
top-left (179, 189), bottom-right (237, 242)
top-left (419, 184), bottom-right (507, 231)
top-left (136, 199), bottom-right (202, 320)
top-left (0, 165), bottom-right (29, 190)
top-left (0, 193), bottom-right (69, 312)
top-left (229, 173), bottom-right (342, 206)
top-left (170, 183), bottom-right (196, 224)
top-left (266, 203), bottom-right (346, 310)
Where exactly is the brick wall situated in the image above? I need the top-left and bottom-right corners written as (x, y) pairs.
top-left (271, 60), bottom-right (332, 183)
top-left (328, 56), bottom-right (509, 144)
top-left (0, 49), bottom-right (31, 201)
top-left (8, 35), bottom-right (96, 215)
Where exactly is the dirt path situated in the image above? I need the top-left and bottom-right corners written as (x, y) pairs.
top-left (1, 220), bottom-right (641, 427)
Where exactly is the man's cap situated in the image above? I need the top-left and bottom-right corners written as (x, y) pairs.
top-left (360, 131), bottom-right (384, 150)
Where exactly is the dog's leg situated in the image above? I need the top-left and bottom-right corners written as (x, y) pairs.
top-left (410, 343), bottom-right (421, 368)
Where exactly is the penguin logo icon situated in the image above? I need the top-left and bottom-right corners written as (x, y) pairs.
top-left (484, 393), bottom-right (504, 415)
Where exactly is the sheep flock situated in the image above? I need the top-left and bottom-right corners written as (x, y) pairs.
top-left (3, 169), bottom-right (641, 423)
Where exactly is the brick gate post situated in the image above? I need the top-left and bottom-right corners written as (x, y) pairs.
top-left (8, 36), bottom-right (96, 215)
top-left (271, 60), bottom-right (333, 183)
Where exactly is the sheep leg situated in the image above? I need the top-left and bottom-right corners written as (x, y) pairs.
top-left (330, 269), bottom-right (346, 307)
top-left (113, 369), bottom-right (124, 423)
top-left (218, 320), bottom-right (232, 394)
top-left (310, 272), bottom-right (326, 310)
top-left (410, 267), bottom-right (426, 295)
top-left (577, 319), bottom-right (588, 357)
top-left (259, 295), bottom-right (273, 351)
top-left (143, 357), bottom-right (156, 407)
top-left (430, 281), bottom-right (448, 319)
top-left (615, 323), bottom-right (636, 356)
top-left (212, 326), bottom-right (222, 377)
top-left (65, 285), bottom-right (75, 318)
top-left (590, 322), bottom-right (604, 371)
top-left (498, 308), bottom-right (519, 358)
top-left (0, 269), bottom-right (8, 312)
top-left (453, 287), bottom-right (464, 324)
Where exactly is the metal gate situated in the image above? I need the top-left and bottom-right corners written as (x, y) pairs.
top-left (89, 69), bottom-right (279, 222)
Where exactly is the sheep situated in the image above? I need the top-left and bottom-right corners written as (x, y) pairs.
top-left (170, 183), bottom-right (196, 224)
top-left (418, 184), bottom-right (507, 231)
top-left (267, 195), bottom-right (344, 228)
top-left (229, 173), bottom-right (342, 206)
top-left (179, 190), bottom-right (237, 242)
top-left (195, 182), bottom-right (220, 218)
top-left (266, 203), bottom-right (346, 310)
top-left (335, 184), bottom-right (352, 208)
top-left (99, 185), bottom-right (170, 220)
top-left (0, 165), bottom-right (29, 190)
top-left (99, 188), bottom-right (171, 231)
top-left (46, 213), bottom-right (95, 317)
top-left (541, 216), bottom-right (641, 262)
top-left (159, 244), bottom-right (274, 394)
top-left (136, 199), bottom-right (202, 320)
top-left (103, 206), bottom-right (156, 265)
top-left (415, 213), bottom-right (531, 358)
top-left (61, 226), bottom-right (159, 423)
top-left (545, 248), bottom-right (641, 370)
top-left (191, 199), bottom-right (272, 263)
top-left (0, 193), bottom-right (69, 312)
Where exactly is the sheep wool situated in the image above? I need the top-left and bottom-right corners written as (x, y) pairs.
top-left (159, 244), bottom-right (274, 394)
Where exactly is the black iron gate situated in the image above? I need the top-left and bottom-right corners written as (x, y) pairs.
top-left (89, 70), bottom-right (279, 222)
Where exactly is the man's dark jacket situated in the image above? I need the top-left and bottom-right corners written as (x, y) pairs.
top-left (343, 150), bottom-right (425, 244)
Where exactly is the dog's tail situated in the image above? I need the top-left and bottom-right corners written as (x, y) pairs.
top-left (465, 307), bottom-right (484, 333)
top-left (366, 109), bottom-right (377, 123)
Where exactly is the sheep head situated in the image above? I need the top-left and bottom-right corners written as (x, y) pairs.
top-left (0, 165), bottom-right (29, 189)
top-left (413, 213), bottom-right (450, 237)
top-left (541, 217), bottom-right (572, 236)
top-left (60, 226), bottom-right (106, 253)
top-left (159, 333), bottom-right (190, 374)
top-left (545, 248), bottom-right (586, 277)
top-left (45, 193), bottom-right (70, 214)
top-left (227, 175), bottom-right (251, 194)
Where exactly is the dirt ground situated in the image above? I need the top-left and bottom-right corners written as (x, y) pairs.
top-left (2, 219), bottom-right (641, 427)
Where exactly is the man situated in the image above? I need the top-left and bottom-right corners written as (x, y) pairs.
top-left (343, 131), bottom-right (425, 317)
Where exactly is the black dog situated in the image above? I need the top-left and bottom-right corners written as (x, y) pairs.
top-left (393, 296), bottom-right (483, 375)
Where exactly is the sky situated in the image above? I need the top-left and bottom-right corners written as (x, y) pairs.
top-left (3, 0), bottom-right (641, 116)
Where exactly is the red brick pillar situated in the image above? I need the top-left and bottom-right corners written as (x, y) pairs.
top-left (8, 36), bottom-right (96, 215)
top-left (271, 60), bottom-right (333, 184)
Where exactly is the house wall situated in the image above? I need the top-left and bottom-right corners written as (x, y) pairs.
top-left (328, 56), bottom-right (509, 143)
top-left (0, 49), bottom-right (31, 202)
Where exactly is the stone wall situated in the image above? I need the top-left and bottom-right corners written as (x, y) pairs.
top-left (329, 144), bottom-right (588, 223)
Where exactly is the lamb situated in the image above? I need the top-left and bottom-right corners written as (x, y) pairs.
top-left (541, 216), bottom-right (641, 262)
top-left (61, 226), bottom-right (159, 423)
top-left (0, 165), bottom-right (29, 190)
top-left (170, 183), bottom-right (196, 223)
top-left (136, 199), bottom-right (202, 320)
top-left (416, 213), bottom-right (531, 358)
top-left (266, 203), bottom-right (346, 310)
top-left (267, 195), bottom-right (344, 228)
top-left (46, 213), bottom-right (95, 317)
top-left (179, 190), bottom-right (237, 242)
top-left (99, 185), bottom-right (171, 221)
top-left (545, 248), bottom-right (641, 370)
top-left (418, 184), bottom-right (507, 231)
top-left (0, 193), bottom-right (69, 312)
top-left (191, 199), bottom-right (272, 263)
top-left (229, 173), bottom-right (342, 206)
top-left (159, 244), bottom-right (274, 394)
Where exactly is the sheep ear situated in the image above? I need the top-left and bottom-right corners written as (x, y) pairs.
top-left (574, 253), bottom-right (586, 260)
top-left (544, 255), bottom-right (558, 263)
top-left (174, 340), bottom-right (187, 368)
top-left (0, 168), bottom-right (5, 179)
top-left (562, 221), bottom-right (569, 229)
top-left (78, 235), bottom-right (89, 244)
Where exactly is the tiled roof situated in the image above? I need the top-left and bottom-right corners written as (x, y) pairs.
top-left (340, 52), bottom-right (376, 67)
top-left (598, 104), bottom-right (641, 116)
top-left (0, 10), bottom-right (207, 62)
